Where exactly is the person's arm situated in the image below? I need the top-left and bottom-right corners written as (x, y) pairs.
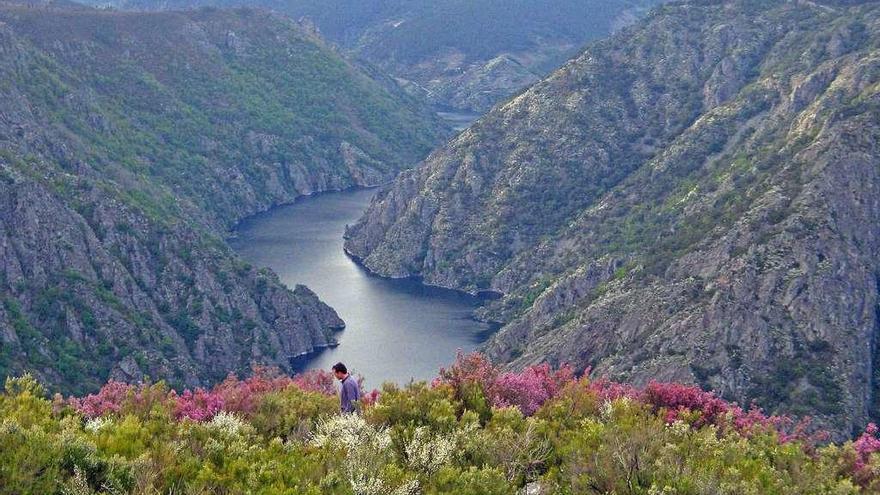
top-left (339, 381), bottom-right (348, 412)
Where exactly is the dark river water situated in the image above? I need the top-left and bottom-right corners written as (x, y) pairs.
top-left (229, 188), bottom-right (494, 388)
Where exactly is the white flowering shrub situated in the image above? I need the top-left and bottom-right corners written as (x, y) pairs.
top-left (312, 413), bottom-right (391, 453)
top-left (83, 416), bottom-right (113, 434)
top-left (312, 414), bottom-right (418, 495)
top-left (61, 466), bottom-right (94, 495)
top-left (205, 411), bottom-right (250, 439)
top-left (404, 426), bottom-right (457, 474)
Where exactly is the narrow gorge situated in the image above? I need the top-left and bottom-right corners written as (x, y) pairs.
top-left (0, 2), bottom-right (446, 393)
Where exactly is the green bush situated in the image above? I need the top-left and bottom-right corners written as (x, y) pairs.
top-left (0, 372), bottom-right (873, 494)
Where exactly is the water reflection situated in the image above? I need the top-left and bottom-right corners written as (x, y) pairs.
top-left (230, 188), bottom-right (493, 388)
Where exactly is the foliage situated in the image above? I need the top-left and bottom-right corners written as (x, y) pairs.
top-left (0, 3), bottom-right (446, 396)
top-left (1, 355), bottom-right (878, 493)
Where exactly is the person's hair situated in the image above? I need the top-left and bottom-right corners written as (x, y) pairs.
top-left (332, 362), bottom-right (348, 374)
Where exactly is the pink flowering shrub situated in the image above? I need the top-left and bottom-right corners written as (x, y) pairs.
top-left (68, 366), bottom-right (340, 422)
top-left (432, 352), bottom-right (824, 446)
top-left (434, 351), bottom-right (498, 392)
top-left (69, 380), bottom-right (170, 419)
top-left (171, 388), bottom-right (224, 421)
top-left (65, 353), bottom-right (821, 453)
top-left (584, 377), bottom-right (638, 402)
top-left (291, 369), bottom-right (338, 396)
top-left (435, 352), bottom-right (573, 416)
top-left (492, 363), bottom-right (574, 415)
top-left (638, 381), bottom-right (825, 444)
top-left (361, 388), bottom-right (380, 408)
top-left (69, 381), bottom-right (132, 418)
top-left (852, 423), bottom-right (880, 486)
top-left (642, 381), bottom-right (734, 428)
top-left (212, 367), bottom-right (295, 416)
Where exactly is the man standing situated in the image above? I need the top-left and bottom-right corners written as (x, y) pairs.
top-left (332, 362), bottom-right (360, 413)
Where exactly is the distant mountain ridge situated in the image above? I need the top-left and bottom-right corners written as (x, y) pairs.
top-left (345, 0), bottom-right (880, 437)
top-left (71, 0), bottom-right (663, 112)
top-left (0, 3), bottom-right (445, 393)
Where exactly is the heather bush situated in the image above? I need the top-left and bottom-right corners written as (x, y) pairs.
top-left (171, 387), bottom-right (224, 421)
top-left (491, 363), bottom-right (574, 416)
top-left (312, 413), bottom-right (415, 494)
top-left (435, 351), bottom-right (573, 418)
top-left (68, 380), bottom-right (171, 420)
top-left (1, 355), bottom-right (879, 493)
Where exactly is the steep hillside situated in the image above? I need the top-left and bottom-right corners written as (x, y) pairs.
top-left (76, 0), bottom-right (662, 112)
top-left (0, 3), bottom-right (445, 394)
top-left (345, 0), bottom-right (880, 436)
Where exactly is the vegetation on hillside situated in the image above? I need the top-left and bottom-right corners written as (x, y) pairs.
top-left (79, 0), bottom-right (662, 111)
top-left (0, 3), bottom-right (445, 394)
top-left (344, 0), bottom-right (880, 436)
top-left (3, 353), bottom-right (880, 494)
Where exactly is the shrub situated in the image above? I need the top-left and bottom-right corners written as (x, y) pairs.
top-left (491, 363), bottom-right (574, 416)
top-left (0, 356), bottom-right (874, 493)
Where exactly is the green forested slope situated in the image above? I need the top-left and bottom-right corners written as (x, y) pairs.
top-left (0, 2), bottom-right (445, 394)
top-left (76, 0), bottom-right (662, 112)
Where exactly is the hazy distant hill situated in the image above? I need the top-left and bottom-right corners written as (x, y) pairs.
top-left (0, 2), bottom-right (445, 393)
top-left (345, 0), bottom-right (880, 436)
top-left (74, 0), bottom-right (662, 112)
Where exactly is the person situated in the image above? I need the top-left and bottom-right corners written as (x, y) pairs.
top-left (332, 362), bottom-right (360, 413)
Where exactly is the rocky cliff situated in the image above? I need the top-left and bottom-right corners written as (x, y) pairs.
top-left (345, 0), bottom-right (880, 436)
top-left (0, 3), bottom-right (445, 393)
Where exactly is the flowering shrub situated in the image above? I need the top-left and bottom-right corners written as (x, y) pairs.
top-left (852, 423), bottom-right (880, 487)
top-left (68, 366), bottom-right (340, 423)
top-left (312, 414), bottom-right (417, 495)
top-left (435, 352), bottom-right (573, 416)
top-left (642, 381), bottom-right (739, 427)
top-left (435, 351), bottom-right (498, 392)
top-left (68, 380), bottom-right (170, 419)
top-left (211, 366), bottom-right (298, 415)
top-left (68, 380), bottom-right (132, 418)
top-left (1, 357), bottom-right (876, 494)
top-left (361, 388), bottom-right (381, 408)
top-left (583, 376), bottom-right (639, 402)
top-left (205, 411), bottom-right (251, 439)
top-left (291, 369), bottom-right (338, 396)
top-left (171, 387), bottom-right (224, 421)
top-left (491, 363), bottom-right (574, 415)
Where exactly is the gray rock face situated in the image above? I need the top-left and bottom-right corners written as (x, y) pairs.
top-left (0, 4), bottom-right (443, 394)
top-left (345, 0), bottom-right (880, 437)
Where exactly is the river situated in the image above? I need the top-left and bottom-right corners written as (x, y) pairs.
top-left (229, 188), bottom-right (494, 388)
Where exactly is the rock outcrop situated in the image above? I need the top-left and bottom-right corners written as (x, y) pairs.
top-left (345, 0), bottom-right (880, 436)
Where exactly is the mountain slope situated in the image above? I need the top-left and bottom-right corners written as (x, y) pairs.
top-left (76, 0), bottom-right (662, 112)
top-left (345, 0), bottom-right (880, 436)
top-left (0, 3), bottom-right (445, 394)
